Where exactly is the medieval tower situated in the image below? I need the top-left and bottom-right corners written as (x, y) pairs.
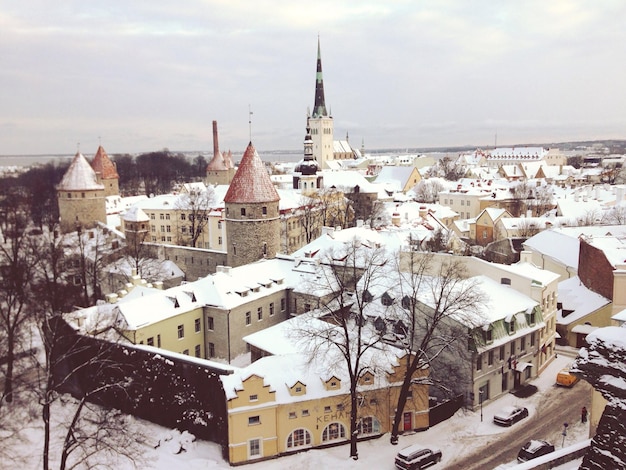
top-left (309, 38), bottom-right (334, 170)
top-left (206, 120), bottom-right (236, 185)
top-left (91, 145), bottom-right (120, 197)
top-left (223, 142), bottom-right (280, 267)
top-left (56, 151), bottom-right (107, 233)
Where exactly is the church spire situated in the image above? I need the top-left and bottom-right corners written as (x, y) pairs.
top-left (312, 37), bottom-right (328, 118)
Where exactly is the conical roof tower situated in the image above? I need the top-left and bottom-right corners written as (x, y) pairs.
top-left (224, 142), bottom-right (280, 267)
top-left (91, 145), bottom-right (119, 196)
top-left (56, 152), bottom-right (106, 233)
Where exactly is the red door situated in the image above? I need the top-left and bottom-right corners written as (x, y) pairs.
top-left (403, 412), bottom-right (412, 431)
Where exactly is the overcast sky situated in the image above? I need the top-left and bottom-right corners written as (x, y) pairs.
top-left (1, 1), bottom-right (625, 156)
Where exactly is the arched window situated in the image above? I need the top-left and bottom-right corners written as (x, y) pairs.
top-left (287, 428), bottom-right (311, 448)
top-left (322, 422), bottom-right (346, 442)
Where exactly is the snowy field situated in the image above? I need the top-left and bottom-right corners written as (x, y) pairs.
top-left (8, 353), bottom-right (589, 469)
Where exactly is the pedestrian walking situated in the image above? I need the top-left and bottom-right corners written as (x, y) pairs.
top-left (581, 406), bottom-right (588, 423)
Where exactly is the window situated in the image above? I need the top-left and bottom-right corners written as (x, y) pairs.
top-left (509, 319), bottom-right (516, 334)
top-left (160, 225), bottom-right (165, 232)
top-left (245, 311), bottom-right (251, 325)
top-left (301, 409), bottom-right (309, 417)
top-left (166, 225), bottom-right (171, 232)
top-left (207, 316), bottom-right (214, 330)
top-left (488, 350), bottom-right (494, 366)
top-left (241, 208), bottom-right (246, 216)
top-left (337, 403), bottom-right (344, 411)
top-left (529, 311), bottom-right (536, 325)
top-left (476, 354), bottom-right (482, 371)
top-left (249, 394), bottom-right (258, 402)
top-left (194, 344), bottom-right (201, 357)
top-left (248, 416), bottom-right (260, 425)
top-left (151, 226), bottom-right (155, 232)
top-left (147, 337), bottom-right (154, 346)
top-left (218, 236), bottom-right (222, 245)
top-left (499, 346), bottom-right (505, 361)
top-left (217, 220), bottom-right (222, 229)
top-left (287, 429), bottom-right (311, 448)
top-left (289, 412), bottom-right (297, 419)
top-left (322, 423), bottom-right (346, 442)
top-left (461, 200), bottom-right (464, 206)
top-left (324, 406), bottom-right (332, 413)
top-left (249, 439), bottom-right (261, 458)
top-left (182, 349), bottom-right (189, 355)
top-left (483, 329), bottom-right (493, 343)
top-left (530, 332), bottom-right (535, 347)
top-left (269, 302), bottom-right (275, 316)
top-left (262, 206), bottom-right (267, 215)
top-left (194, 318), bottom-right (201, 333)
top-left (150, 213), bottom-right (155, 220)
top-left (181, 213), bottom-right (186, 220)
top-left (177, 324), bottom-right (184, 339)
top-left (160, 214), bottom-right (164, 220)
top-left (281, 298), bottom-right (286, 312)
top-left (165, 214), bottom-right (170, 220)
top-left (501, 277), bottom-right (511, 286)
top-left (520, 336), bottom-right (526, 352)
top-left (358, 417), bottom-right (380, 435)
top-left (257, 307), bottom-right (263, 321)
top-left (295, 386), bottom-right (302, 393)
top-left (208, 342), bottom-right (215, 357)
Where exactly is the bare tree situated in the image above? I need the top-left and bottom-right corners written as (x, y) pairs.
top-left (316, 187), bottom-right (354, 229)
top-left (295, 239), bottom-right (389, 460)
top-left (368, 200), bottom-right (388, 228)
top-left (0, 191), bottom-right (35, 404)
top-left (175, 187), bottom-right (216, 248)
top-left (389, 253), bottom-right (484, 444)
top-left (429, 156), bottom-right (466, 181)
top-left (413, 179), bottom-right (445, 203)
top-left (298, 196), bottom-right (323, 244)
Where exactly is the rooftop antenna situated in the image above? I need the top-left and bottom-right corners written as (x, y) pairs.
top-left (248, 105), bottom-right (253, 142)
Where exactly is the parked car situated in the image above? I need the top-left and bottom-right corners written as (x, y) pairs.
top-left (556, 365), bottom-right (580, 387)
top-left (394, 444), bottom-right (442, 470)
top-left (517, 439), bottom-right (555, 462)
top-left (493, 405), bottom-right (529, 426)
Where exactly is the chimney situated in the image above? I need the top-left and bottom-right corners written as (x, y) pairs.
top-left (212, 120), bottom-right (220, 158)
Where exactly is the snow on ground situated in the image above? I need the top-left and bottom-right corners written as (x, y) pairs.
top-left (140, 352), bottom-right (590, 470)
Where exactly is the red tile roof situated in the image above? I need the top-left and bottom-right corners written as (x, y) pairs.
top-left (91, 145), bottom-right (119, 179)
top-left (224, 142), bottom-right (280, 204)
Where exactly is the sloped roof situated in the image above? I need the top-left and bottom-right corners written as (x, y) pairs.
top-left (57, 152), bottom-right (104, 191)
top-left (206, 151), bottom-right (232, 171)
top-left (223, 142), bottom-right (279, 204)
top-left (91, 145), bottom-right (119, 179)
top-left (122, 206), bottom-right (150, 223)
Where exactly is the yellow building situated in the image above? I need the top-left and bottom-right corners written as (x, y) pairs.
top-left (220, 347), bottom-right (429, 464)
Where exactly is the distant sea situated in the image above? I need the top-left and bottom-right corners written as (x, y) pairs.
top-left (0, 148), bottom-right (449, 169)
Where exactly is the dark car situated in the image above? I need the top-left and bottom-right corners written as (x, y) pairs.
top-left (493, 405), bottom-right (529, 426)
top-left (395, 444), bottom-right (442, 470)
top-left (517, 439), bottom-right (555, 462)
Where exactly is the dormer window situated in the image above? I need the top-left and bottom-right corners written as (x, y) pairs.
top-left (508, 319), bottom-right (516, 334)
top-left (401, 296), bottom-right (411, 309)
top-left (362, 290), bottom-right (373, 302)
top-left (483, 328), bottom-right (493, 344)
top-left (381, 292), bottom-right (394, 306)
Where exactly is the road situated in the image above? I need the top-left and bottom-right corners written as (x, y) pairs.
top-left (445, 380), bottom-right (591, 469)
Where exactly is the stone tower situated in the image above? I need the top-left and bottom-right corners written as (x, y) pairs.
top-left (293, 117), bottom-right (323, 195)
top-left (223, 142), bottom-right (280, 268)
top-left (56, 151), bottom-right (106, 233)
top-left (91, 145), bottom-right (119, 197)
top-left (309, 38), bottom-right (334, 170)
top-left (206, 120), bottom-right (236, 185)
top-left (122, 205), bottom-right (150, 252)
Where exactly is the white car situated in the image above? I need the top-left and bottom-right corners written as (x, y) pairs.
top-left (493, 405), bottom-right (529, 426)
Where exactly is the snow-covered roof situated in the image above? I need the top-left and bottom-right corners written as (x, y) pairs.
top-left (224, 142), bottom-right (280, 204)
top-left (523, 229), bottom-right (581, 271)
top-left (57, 152), bottom-right (104, 191)
top-left (557, 276), bottom-right (610, 325)
top-left (122, 205), bottom-right (150, 223)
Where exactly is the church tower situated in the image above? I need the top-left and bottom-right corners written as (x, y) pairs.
top-left (293, 117), bottom-right (322, 195)
top-left (309, 38), bottom-right (334, 170)
top-left (91, 145), bottom-right (119, 197)
top-left (56, 151), bottom-right (106, 233)
top-left (223, 142), bottom-right (280, 267)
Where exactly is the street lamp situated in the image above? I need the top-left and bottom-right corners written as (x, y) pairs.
top-left (479, 389), bottom-right (484, 422)
top-left (562, 422), bottom-right (569, 447)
